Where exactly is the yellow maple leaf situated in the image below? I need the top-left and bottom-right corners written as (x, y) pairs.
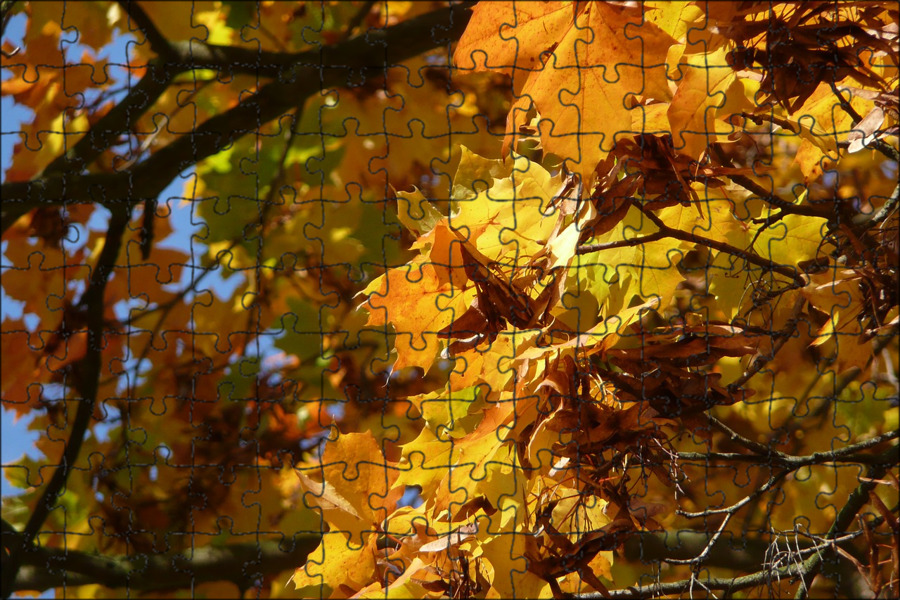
top-left (667, 47), bottom-right (737, 158)
top-left (361, 223), bottom-right (476, 373)
top-left (295, 431), bottom-right (402, 542)
top-left (291, 530), bottom-right (378, 595)
top-left (456, 3), bottom-right (675, 182)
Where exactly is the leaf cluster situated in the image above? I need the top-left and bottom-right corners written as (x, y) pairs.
top-left (0, 2), bottom-right (897, 599)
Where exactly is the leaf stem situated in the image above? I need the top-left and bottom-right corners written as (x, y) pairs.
top-left (576, 197), bottom-right (808, 288)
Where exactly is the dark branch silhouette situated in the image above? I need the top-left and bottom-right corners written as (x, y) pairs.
top-left (1, 3), bottom-right (476, 232)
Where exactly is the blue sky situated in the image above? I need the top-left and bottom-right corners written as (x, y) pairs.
top-left (1, 5), bottom-right (263, 503)
top-left (2, 12), bottom-right (43, 497)
top-left (0, 12), bottom-right (206, 498)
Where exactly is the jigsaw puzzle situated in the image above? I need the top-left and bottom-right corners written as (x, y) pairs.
top-left (1, 1), bottom-right (898, 598)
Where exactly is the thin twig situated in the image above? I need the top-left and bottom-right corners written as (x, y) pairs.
top-left (576, 197), bottom-right (807, 287)
top-left (643, 199), bottom-right (808, 287)
top-left (677, 430), bottom-right (900, 469)
top-left (677, 474), bottom-right (786, 520)
top-left (828, 81), bottom-right (900, 162)
top-left (793, 444), bottom-right (899, 599)
top-left (868, 183), bottom-right (900, 227)
top-left (1, 206), bottom-right (132, 599)
top-left (712, 144), bottom-right (832, 218)
top-left (2, 3), bottom-right (477, 233)
top-left (705, 414), bottom-right (791, 461)
top-left (126, 110), bottom-right (301, 391)
top-left (580, 445), bottom-right (899, 599)
top-left (727, 294), bottom-right (806, 392)
top-left (576, 230), bottom-right (668, 253)
top-left (39, 59), bottom-right (173, 177)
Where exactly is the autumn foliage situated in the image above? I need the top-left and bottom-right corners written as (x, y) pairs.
top-left (1, 1), bottom-right (898, 599)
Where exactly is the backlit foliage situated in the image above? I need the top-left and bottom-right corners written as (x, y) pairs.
top-left (1, 2), bottom-right (897, 599)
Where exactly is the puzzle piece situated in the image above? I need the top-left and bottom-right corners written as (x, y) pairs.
top-left (1, 2), bottom-right (897, 599)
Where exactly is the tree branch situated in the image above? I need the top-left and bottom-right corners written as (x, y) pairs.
top-left (580, 445), bottom-right (898, 599)
top-left (622, 529), bottom-right (863, 571)
top-left (40, 60), bottom-right (174, 176)
top-left (646, 204), bottom-right (807, 287)
top-left (711, 143), bottom-right (835, 221)
top-left (677, 430), bottom-right (899, 469)
top-left (868, 182), bottom-right (899, 227)
top-left (118, 0), bottom-right (174, 60)
top-left (42, 1), bottom-right (177, 176)
top-left (576, 230), bottom-right (668, 253)
top-left (576, 198), bottom-right (808, 288)
top-left (1, 2), bottom-right (475, 232)
top-left (706, 322), bottom-right (899, 464)
top-left (793, 444), bottom-right (899, 599)
top-left (594, 563), bottom-right (809, 599)
top-left (1, 205), bottom-right (132, 599)
top-left (828, 81), bottom-right (900, 163)
top-left (619, 529), bottom-right (865, 596)
top-left (726, 294), bottom-right (805, 392)
top-left (4, 530), bottom-right (320, 594)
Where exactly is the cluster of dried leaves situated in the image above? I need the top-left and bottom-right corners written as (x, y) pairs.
top-left (292, 2), bottom-right (898, 598)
